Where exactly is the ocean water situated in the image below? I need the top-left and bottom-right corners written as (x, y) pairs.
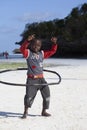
top-left (0, 53), bottom-right (87, 66)
top-left (0, 54), bottom-right (25, 63)
top-left (0, 54), bottom-right (23, 59)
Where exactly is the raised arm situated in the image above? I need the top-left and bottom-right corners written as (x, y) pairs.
top-left (20, 34), bottom-right (35, 58)
top-left (43, 37), bottom-right (58, 58)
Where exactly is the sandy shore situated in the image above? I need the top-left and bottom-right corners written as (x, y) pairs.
top-left (0, 59), bottom-right (87, 130)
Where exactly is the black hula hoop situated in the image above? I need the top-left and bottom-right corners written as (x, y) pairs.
top-left (0, 68), bottom-right (61, 86)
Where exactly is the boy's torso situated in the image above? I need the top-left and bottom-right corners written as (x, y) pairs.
top-left (27, 51), bottom-right (43, 75)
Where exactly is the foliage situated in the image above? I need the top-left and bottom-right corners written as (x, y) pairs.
top-left (15, 3), bottom-right (87, 58)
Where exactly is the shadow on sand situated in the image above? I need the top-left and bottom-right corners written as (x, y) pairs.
top-left (0, 111), bottom-right (41, 118)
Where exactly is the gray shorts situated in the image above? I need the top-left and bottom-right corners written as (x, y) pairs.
top-left (24, 78), bottom-right (50, 109)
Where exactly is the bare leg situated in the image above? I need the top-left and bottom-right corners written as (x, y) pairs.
top-left (21, 106), bottom-right (28, 119)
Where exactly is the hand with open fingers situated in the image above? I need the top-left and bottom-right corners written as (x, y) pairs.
top-left (27, 34), bottom-right (35, 41)
top-left (51, 37), bottom-right (57, 44)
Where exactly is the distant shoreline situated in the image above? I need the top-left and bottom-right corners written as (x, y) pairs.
top-left (0, 58), bottom-right (87, 70)
top-left (0, 53), bottom-right (87, 60)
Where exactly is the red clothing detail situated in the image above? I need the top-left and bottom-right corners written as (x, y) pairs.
top-left (20, 40), bottom-right (30, 58)
top-left (32, 65), bottom-right (36, 69)
top-left (43, 44), bottom-right (58, 58)
top-left (27, 74), bottom-right (43, 79)
top-left (20, 40), bottom-right (58, 59)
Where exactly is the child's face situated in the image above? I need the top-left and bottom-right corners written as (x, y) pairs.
top-left (31, 40), bottom-right (42, 53)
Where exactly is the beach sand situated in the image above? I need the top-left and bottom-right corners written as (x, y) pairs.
top-left (0, 59), bottom-right (87, 130)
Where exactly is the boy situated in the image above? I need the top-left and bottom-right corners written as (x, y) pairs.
top-left (20, 34), bottom-right (58, 118)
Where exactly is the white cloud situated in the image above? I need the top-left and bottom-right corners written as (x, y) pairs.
top-left (17, 12), bottom-right (59, 23)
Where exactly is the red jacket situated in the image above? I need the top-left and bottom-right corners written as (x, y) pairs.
top-left (20, 40), bottom-right (58, 59)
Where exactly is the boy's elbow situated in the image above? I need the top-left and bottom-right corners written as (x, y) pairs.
top-left (20, 46), bottom-right (23, 53)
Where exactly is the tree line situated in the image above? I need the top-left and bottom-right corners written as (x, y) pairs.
top-left (15, 3), bottom-right (87, 58)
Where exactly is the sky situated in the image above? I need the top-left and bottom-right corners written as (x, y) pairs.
top-left (0, 0), bottom-right (87, 54)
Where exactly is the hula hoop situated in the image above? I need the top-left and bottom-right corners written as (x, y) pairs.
top-left (0, 68), bottom-right (61, 86)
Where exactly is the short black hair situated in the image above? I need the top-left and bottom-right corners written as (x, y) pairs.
top-left (30, 38), bottom-right (42, 45)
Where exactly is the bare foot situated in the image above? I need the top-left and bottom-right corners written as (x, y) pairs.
top-left (41, 111), bottom-right (51, 117)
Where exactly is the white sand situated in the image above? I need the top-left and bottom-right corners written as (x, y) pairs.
top-left (0, 59), bottom-right (87, 130)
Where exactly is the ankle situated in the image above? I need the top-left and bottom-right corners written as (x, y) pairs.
top-left (41, 109), bottom-right (51, 117)
top-left (42, 109), bottom-right (46, 113)
top-left (24, 106), bottom-right (28, 113)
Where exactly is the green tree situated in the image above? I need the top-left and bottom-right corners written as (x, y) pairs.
top-left (80, 3), bottom-right (87, 14)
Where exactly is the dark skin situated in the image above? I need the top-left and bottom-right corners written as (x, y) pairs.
top-left (27, 34), bottom-right (57, 53)
top-left (21, 34), bottom-right (57, 118)
top-left (30, 39), bottom-right (42, 53)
